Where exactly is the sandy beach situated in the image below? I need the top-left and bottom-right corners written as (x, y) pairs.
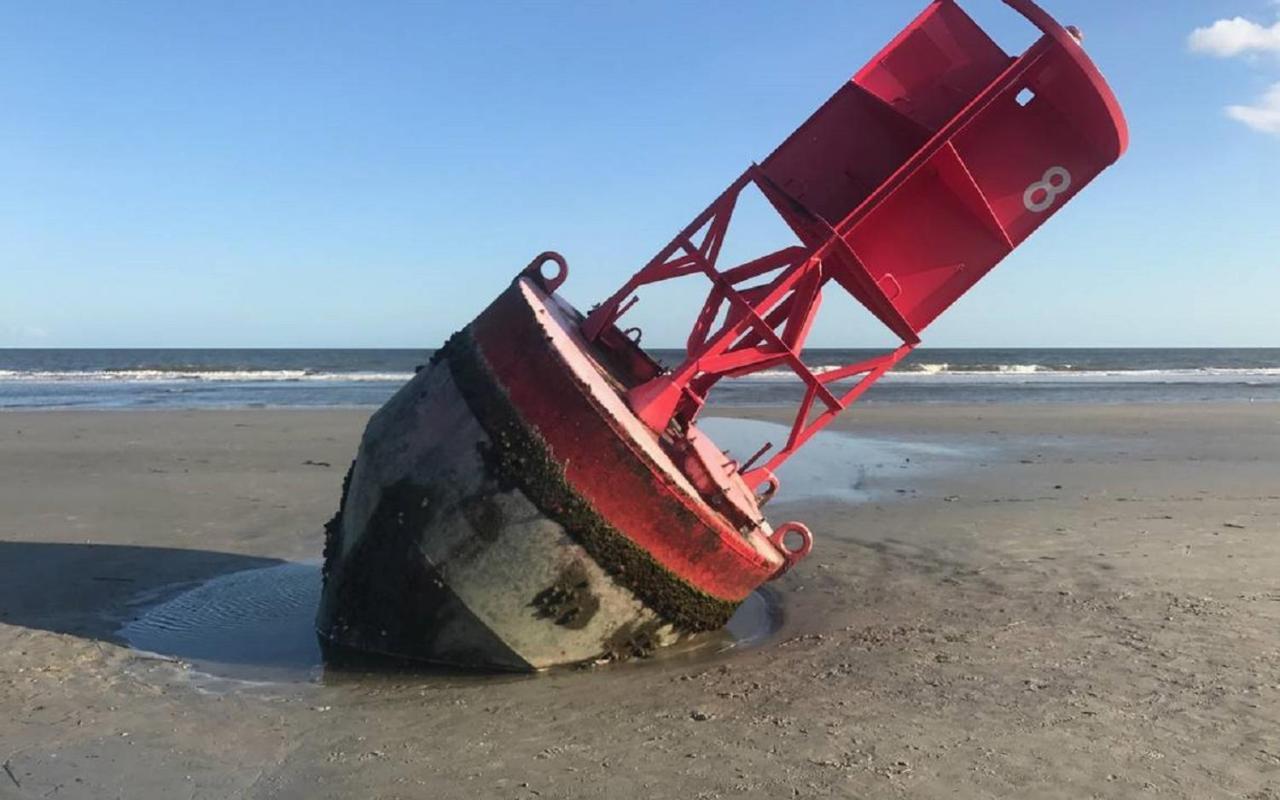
top-left (2, 403), bottom-right (1278, 799)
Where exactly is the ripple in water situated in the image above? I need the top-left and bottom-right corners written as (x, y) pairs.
top-left (119, 562), bottom-right (781, 685)
top-left (119, 562), bottom-right (323, 684)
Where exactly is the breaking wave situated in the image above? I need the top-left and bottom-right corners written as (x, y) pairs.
top-left (742, 365), bottom-right (1280, 384)
top-left (0, 369), bottom-right (415, 383)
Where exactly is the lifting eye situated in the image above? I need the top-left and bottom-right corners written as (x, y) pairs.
top-left (768, 522), bottom-right (814, 575)
top-left (521, 251), bottom-right (569, 293)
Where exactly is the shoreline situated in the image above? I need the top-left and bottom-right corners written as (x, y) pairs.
top-left (2, 403), bottom-right (1278, 798)
top-left (5, 394), bottom-right (1280, 414)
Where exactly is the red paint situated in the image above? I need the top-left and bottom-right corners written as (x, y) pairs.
top-left (472, 284), bottom-right (782, 602)
top-left (581, 0), bottom-right (1127, 491)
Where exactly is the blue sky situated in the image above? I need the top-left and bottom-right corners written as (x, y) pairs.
top-left (1, 0), bottom-right (1277, 348)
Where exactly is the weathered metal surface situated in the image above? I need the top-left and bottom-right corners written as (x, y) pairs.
top-left (317, 341), bottom-right (682, 670)
top-left (468, 279), bottom-right (789, 604)
top-left (319, 279), bottom-right (794, 669)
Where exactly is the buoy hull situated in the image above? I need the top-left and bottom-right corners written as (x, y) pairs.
top-left (317, 277), bottom-right (783, 670)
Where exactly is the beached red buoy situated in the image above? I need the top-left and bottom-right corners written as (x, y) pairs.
top-left (317, 0), bottom-right (1127, 670)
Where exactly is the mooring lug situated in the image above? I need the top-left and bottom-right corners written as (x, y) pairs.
top-left (769, 521), bottom-right (814, 575)
top-left (521, 251), bottom-right (569, 294)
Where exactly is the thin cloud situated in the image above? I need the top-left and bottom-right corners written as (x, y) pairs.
top-left (1227, 81), bottom-right (1280, 135)
top-left (1190, 12), bottom-right (1280, 136)
top-left (1189, 17), bottom-right (1280, 57)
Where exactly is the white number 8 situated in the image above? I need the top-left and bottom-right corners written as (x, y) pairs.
top-left (1023, 166), bottom-right (1072, 213)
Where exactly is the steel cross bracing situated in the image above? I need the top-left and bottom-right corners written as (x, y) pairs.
top-left (581, 168), bottom-right (917, 492)
top-left (580, 0), bottom-right (1128, 494)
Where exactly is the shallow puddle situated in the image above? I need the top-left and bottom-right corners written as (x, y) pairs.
top-left (119, 561), bottom-right (324, 685)
top-left (119, 561), bottom-right (782, 688)
top-left (698, 415), bottom-right (974, 503)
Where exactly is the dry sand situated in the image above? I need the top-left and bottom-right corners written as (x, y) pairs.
top-left (1, 403), bottom-right (1278, 799)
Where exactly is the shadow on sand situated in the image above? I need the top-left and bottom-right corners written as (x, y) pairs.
top-left (0, 540), bottom-right (285, 643)
top-left (0, 541), bottom-right (523, 683)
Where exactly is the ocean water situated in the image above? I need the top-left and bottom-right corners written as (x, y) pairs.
top-left (2, 348), bottom-right (1279, 410)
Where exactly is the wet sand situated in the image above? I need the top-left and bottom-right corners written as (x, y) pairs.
top-left (1, 404), bottom-right (1278, 799)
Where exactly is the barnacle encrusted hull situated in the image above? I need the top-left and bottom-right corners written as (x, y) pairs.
top-left (316, 277), bottom-right (784, 670)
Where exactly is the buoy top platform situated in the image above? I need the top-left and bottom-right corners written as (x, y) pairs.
top-left (317, 0), bottom-right (1128, 671)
